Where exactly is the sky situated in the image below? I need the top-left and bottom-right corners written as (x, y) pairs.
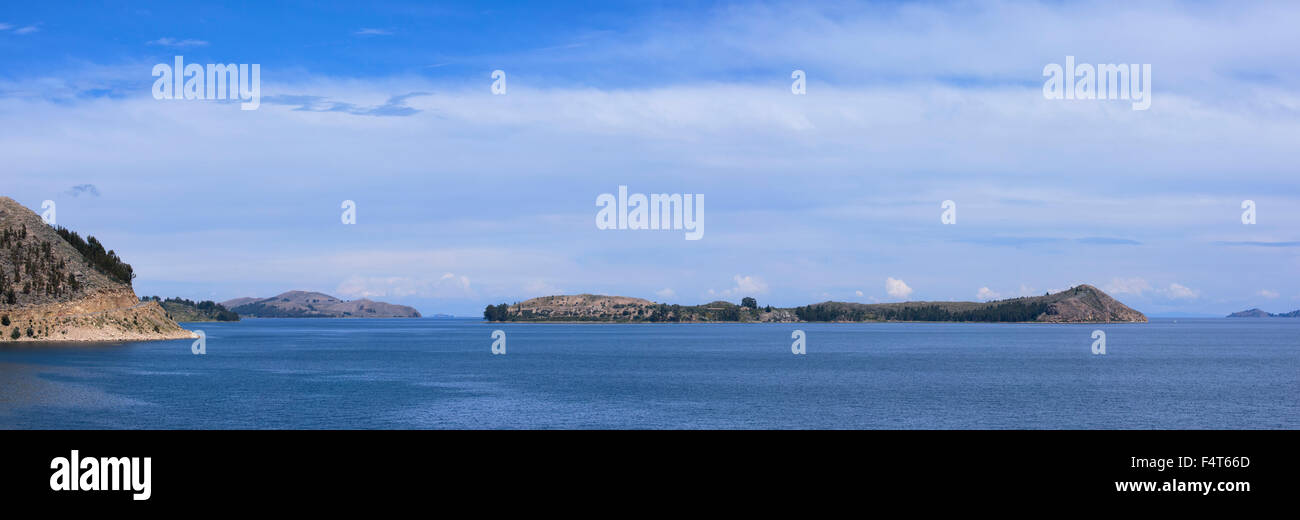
top-left (1, 0), bottom-right (1298, 317)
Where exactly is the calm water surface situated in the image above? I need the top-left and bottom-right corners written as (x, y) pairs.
top-left (0, 318), bottom-right (1295, 429)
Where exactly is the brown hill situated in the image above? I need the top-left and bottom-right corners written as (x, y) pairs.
top-left (488, 285), bottom-right (1146, 324)
top-left (0, 197), bottom-right (192, 342)
top-left (221, 291), bottom-right (421, 318)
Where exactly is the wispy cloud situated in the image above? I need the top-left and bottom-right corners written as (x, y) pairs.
top-left (14, 26), bottom-right (38, 35)
top-left (64, 184), bottom-right (100, 197)
top-left (1105, 278), bottom-right (1199, 300)
top-left (354, 28), bottom-right (392, 36)
top-left (1215, 240), bottom-right (1300, 247)
top-left (959, 237), bottom-right (1141, 247)
top-left (1166, 283), bottom-right (1199, 300)
top-left (707, 275), bottom-right (769, 299)
top-left (261, 92), bottom-right (429, 117)
top-left (1076, 237), bottom-right (1143, 246)
top-left (335, 272), bottom-right (474, 299)
top-left (977, 287), bottom-right (1001, 301)
top-left (147, 37), bottom-right (209, 47)
top-left (1105, 278), bottom-right (1153, 295)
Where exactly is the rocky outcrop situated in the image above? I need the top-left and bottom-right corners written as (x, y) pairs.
top-left (1035, 284), bottom-right (1147, 323)
top-left (222, 291), bottom-right (421, 318)
top-left (0, 197), bottom-right (193, 342)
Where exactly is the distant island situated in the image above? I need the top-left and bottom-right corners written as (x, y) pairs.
top-left (483, 285), bottom-right (1146, 324)
top-left (1227, 308), bottom-right (1300, 318)
top-left (143, 296), bottom-right (240, 322)
top-left (222, 291), bottom-right (421, 318)
top-left (0, 197), bottom-right (193, 342)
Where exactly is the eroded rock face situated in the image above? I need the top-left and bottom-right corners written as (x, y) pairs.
top-left (4, 288), bottom-right (192, 342)
top-left (0, 197), bottom-right (192, 342)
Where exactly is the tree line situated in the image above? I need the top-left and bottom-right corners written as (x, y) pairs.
top-left (55, 226), bottom-right (135, 286)
top-left (1, 225), bottom-right (80, 303)
top-left (794, 300), bottom-right (1050, 322)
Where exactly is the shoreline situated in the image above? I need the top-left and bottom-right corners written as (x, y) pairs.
top-left (480, 319), bottom-right (1150, 325)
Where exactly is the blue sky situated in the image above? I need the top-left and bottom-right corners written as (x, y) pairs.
top-left (2, 0), bottom-right (1298, 316)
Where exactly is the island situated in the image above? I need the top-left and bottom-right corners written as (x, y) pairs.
top-left (483, 285), bottom-right (1146, 324)
top-left (0, 197), bottom-right (193, 342)
top-left (1227, 308), bottom-right (1300, 318)
top-left (221, 291), bottom-right (421, 318)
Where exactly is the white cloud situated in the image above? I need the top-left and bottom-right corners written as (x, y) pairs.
top-left (1258, 289), bottom-right (1279, 299)
top-left (1164, 283), bottom-right (1199, 300)
top-left (14, 26), bottom-right (37, 35)
top-left (521, 279), bottom-right (562, 297)
top-left (1104, 278), bottom-right (1198, 300)
top-left (733, 275), bottom-right (768, 294)
top-left (655, 288), bottom-right (676, 300)
top-left (855, 290), bottom-right (864, 297)
top-left (976, 287), bottom-right (1000, 301)
top-left (439, 272), bottom-right (472, 291)
top-left (335, 272), bottom-right (474, 299)
top-left (885, 277), bottom-right (913, 299)
top-left (354, 28), bottom-right (392, 36)
top-left (147, 37), bottom-right (208, 47)
top-left (1105, 277), bottom-right (1153, 295)
top-left (708, 274), bottom-right (769, 299)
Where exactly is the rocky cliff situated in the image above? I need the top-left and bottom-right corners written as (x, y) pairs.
top-left (0, 197), bottom-right (193, 342)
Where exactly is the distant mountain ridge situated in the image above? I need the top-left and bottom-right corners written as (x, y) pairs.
top-left (485, 284), bottom-right (1146, 323)
top-left (1227, 308), bottom-right (1300, 318)
top-left (221, 291), bottom-right (421, 318)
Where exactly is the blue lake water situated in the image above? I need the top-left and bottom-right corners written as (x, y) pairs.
top-left (0, 318), bottom-right (1296, 429)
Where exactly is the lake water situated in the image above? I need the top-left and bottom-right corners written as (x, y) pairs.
top-left (0, 318), bottom-right (1296, 429)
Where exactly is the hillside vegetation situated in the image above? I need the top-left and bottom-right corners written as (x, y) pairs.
top-left (0, 196), bottom-right (191, 342)
top-left (485, 285), bottom-right (1146, 324)
top-left (148, 296), bottom-right (240, 322)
